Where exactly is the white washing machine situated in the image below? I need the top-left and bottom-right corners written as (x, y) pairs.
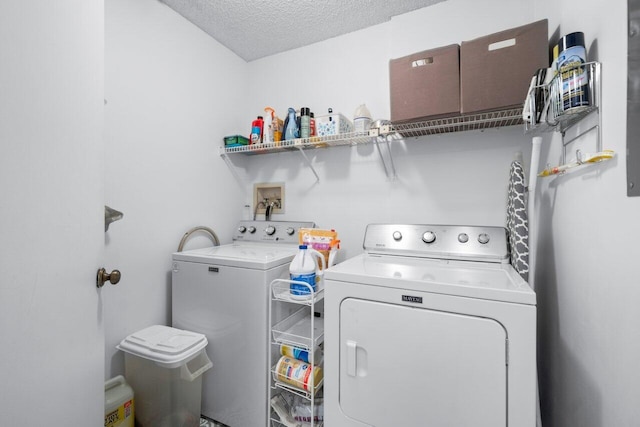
top-left (172, 220), bottom-right (314, 427)
top-left (324, 224), bottom-right (536, 427)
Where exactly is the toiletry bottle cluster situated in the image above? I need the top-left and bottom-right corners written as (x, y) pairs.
top-left (250, 106), bottom-right (316, 145)
top-left (248, 104), bottom-right (372, 145)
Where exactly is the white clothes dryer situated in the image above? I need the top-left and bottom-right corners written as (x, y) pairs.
top-left (324, 224), bottom-right (536, 427)
top-left (172, 220), bottom-right (314, 427)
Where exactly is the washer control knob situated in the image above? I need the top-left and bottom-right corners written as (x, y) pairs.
top-left (265, 225), bottom-right (276, 235)
top-left (248, 226), bottom-right (256, 234)
top-left (422, 231), bottom-right (436, 244)
top-left (478, 233), bottom-right (490, 244)
top-left (286, 227), bottom-right (295, 236)
top-left (392, 231), bottom-right (402, 241)
top-left (238, 226), bottom-right (247, 233)
top-left (458, 233), bottom-right (469, 243)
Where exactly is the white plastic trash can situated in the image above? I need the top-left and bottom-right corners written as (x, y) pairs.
top-left (117, 325), bottom-right (212, 427)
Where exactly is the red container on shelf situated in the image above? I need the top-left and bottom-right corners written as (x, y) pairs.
top-left (250, 116), bottom-right (264, 144)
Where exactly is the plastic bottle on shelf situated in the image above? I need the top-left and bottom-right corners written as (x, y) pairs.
top-left (300, 107), bottom-right (311, 139)
top-left (273, 111), bottom-right (283, 144)
top-left (250, 116), bottom-right (264, 144)
top-left (263, 107), bottom-right (275, 144)
top-left (283, 107), bottom-right (299, 141)
top-left (310, 112), bottom-right (316, 136)
top-left (353, 104), bottom-right (372, 133)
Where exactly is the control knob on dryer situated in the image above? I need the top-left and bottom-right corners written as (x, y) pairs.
top-left (422, 231), bottom-right (436, 244)
top-left (238, 226), bottom-right (247, 233)
top-left (248, 226), bottom-right (256, 234)
top-left (478, 233), bottom-right (490, 244)
top-left (286, 227), bottom-right (295, 236)
top-left (265, 225), bottom-right (276, 235)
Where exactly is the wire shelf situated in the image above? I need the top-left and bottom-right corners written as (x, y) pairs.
top-left (222, 131), bottom-right (372, 155)
top-left (269, 389), bottom-right (324, 427)
top-left (272, 306), bottom-right (324, 350)
top-left (221, 108), bottom-right (523, 157)
top-left (524, 62), bottom-right (600, 134)
top-left (269, 277), bottom-right (324, 427)
top-left (271, 370), bottom-right (324, 398)
top-left (271, 279), bottom-right (324, 305)
top-left (391, 107), bottom-right (524, 138)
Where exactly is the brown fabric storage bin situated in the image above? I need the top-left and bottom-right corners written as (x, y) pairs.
top-left (460, 19), bottom-right (548, 114)
top-left (390, 44), bottom-right (460, 123)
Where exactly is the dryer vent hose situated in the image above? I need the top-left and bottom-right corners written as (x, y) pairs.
top-left (177, 226), bottom-right (220, 252)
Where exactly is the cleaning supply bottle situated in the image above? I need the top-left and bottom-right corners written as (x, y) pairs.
top-left (353, 104), bottom-right (372, 133)
top-left (310, 112), bottom-right (316, 136)
top-left (289, 245), bottom-right (324, 298)
top-left (280, 343), bottom-right (322, 365)
top-left (264, 107), bottom-right (275, 144)
top-left (283, 107), bottom-right (299, 141)
top-left (250, 116), bottom-right (264, 144)
top-left (300, 107), bottom-right (311, 139)
top-left (273, 112), bottom-right (283, 144)
top-left (556, 32), bottom-right (589, 111)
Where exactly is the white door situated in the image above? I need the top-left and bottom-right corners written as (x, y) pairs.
top-left (339, 298), bottom-right (508, 427)
top-left (0, 1), bottom-right (105, 424)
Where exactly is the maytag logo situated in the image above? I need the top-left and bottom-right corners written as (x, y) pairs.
top-left (402, 295), bottom-right (423, 304)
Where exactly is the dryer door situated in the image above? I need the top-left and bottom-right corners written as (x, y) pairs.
top-left (339, 298), bottom-right (507, 427)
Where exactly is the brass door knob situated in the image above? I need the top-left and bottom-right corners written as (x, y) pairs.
top-left (97, 268), bottom-right (121, 288)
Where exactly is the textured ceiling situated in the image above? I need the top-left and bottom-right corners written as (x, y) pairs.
top-left (160, 0), bottom-right (446, 62)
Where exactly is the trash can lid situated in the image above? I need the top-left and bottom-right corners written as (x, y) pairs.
top-left (117, 325), bottom-right (208, 368)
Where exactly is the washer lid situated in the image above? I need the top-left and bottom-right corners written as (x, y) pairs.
top-left (117, 325), bottom-right (208, 368)
top-left (172, 242), bottom-right (298, 269)
top-left (324, 253), bottom-right (535, 305)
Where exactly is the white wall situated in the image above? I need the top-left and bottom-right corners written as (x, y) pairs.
top-left (104, 0), bottom-right (247, 377)
top-left (1, 1), bottom-right (105, 423)
top-left (242, 1), bottom-right (640, 425)
top-left (104, 0), bottom-right (640, 425)
top-left (531, 1), bottom-right (640, 426)
top-left (242, 0), bottom-right (536, 260)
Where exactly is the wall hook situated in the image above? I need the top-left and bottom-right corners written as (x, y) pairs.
top-left (105, 205), bottom-right (124, 232)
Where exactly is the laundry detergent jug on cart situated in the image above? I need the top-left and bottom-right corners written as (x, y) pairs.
top-left (289, 245), bottom-right (326, 298)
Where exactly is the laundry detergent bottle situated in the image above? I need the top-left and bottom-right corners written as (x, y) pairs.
top-left (289, 245), bottom-right (324, 298)
top-left (283, 107), bottom-right (299, 141)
